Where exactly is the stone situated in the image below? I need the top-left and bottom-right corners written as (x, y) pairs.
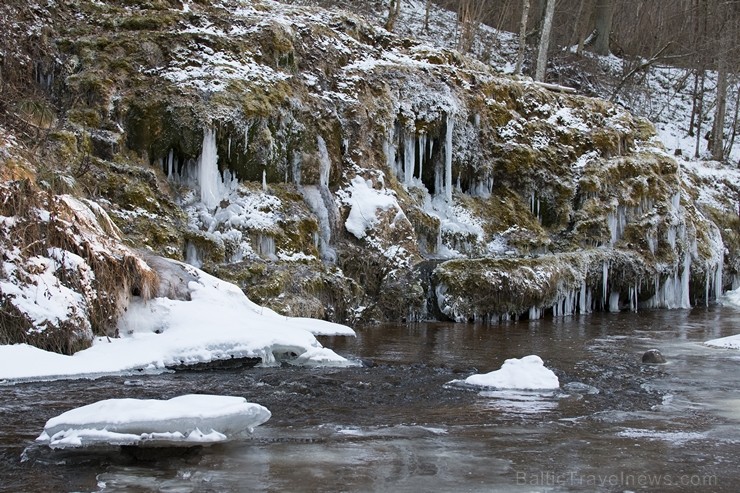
top-left (641, 349), bottom-right (666, 364)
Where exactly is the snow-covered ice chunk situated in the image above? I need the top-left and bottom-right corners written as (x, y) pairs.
top-left (36, 394), bottom-right (271, 449)
top-left (453, 355), bottom-right (559, 390)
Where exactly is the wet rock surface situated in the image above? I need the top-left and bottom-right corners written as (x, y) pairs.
top-left (641, 348), bottom-right (667, 364)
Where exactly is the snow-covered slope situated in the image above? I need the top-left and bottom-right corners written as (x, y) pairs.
top-left (1, 0), bottom-right (738, 342)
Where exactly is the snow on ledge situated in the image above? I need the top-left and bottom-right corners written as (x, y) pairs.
top-left (36, 394), bottom-right (270, 449)
top-left (0, 258), bottom-right (357, 382)
top-left (450, 355), bottom-right (560, 390)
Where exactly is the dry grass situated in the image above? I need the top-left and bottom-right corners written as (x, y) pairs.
top-left (0, 179), bottom-right (159, 353)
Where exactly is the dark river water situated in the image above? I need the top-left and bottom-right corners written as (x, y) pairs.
top-left (1, 307), bottom-right (739, 492)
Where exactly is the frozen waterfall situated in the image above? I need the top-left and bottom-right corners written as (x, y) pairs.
top-left (445, 115), bottom-right (454, 202)
top-left (198, 128), bottom-right (237, 210)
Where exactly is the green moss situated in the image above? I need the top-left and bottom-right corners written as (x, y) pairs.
top-left (67, 108), bottom-right (102, 128)
top-left (118, 13), bottom-right (179, 31)
top-left (125, 100), bottom-right (202, 161)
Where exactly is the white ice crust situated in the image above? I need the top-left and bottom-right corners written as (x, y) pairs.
top-left (36, 394), bottom-right (271, 449)
top-left (454, 355), bottom-right (560, 390)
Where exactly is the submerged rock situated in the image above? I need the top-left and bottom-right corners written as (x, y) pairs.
top-left (641, 349), bottom-right (667, 364)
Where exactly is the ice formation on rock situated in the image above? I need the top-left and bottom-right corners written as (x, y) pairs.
top-left (452, 355), bottom-right (559, 390)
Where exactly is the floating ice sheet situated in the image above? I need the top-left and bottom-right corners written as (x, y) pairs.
top-left (36, 394), bottom-right (271, 449)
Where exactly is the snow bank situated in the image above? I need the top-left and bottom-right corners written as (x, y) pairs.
top-left (453, 355), bottom-right (559, 390)
top-left (0, 259), bottom-right (356, 382)
top-left (36, 394), bottom-right (270, 449)
top-left (720, 287), bottom-right (740, 310)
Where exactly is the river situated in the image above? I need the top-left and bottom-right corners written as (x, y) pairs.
top-left (1, 307), bottom-right (739, 492)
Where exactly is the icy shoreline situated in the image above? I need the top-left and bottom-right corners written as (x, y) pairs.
top-left (0, 259), bottom-right (357, 383)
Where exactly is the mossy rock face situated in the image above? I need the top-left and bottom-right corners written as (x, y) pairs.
top-left (432, 249), bottom-right (656, 322)
top-left (214, 260), bottom-right (362, 322)
top-left (79, 158), bottom-right (188, 256)
top-left (375, 269), bottom-right (426, 323)
top-left (125, 100), bottom-right (204, 163)
top-left (2, 0), bottom-right (736, 337)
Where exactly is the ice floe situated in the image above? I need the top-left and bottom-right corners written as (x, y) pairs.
top-left (36, 394), bottom-right (270, 449)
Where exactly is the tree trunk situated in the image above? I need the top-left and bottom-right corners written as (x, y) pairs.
top-left (590, 0), bottom-right (615, 55)
top-left (385, 0), bottom-right (401, 32)
top-left (424, 0), bottom-right (431, 32)
top-left (526, 0), bottom-right (547, 46)
top-left (458, 0), bottom-right (478, 54)
top-left (724, 84), bottom-right (740, 157)
top-left (569, 0), bottom-right (586, 49)
top-left (535, 0), bottom-right (555, 82)
top-left (688, 70), bottom-right (699, 136)
top-left (711, 0), bottom-right (731, 162)
top-left (694, 71), bottom-right (705, 158)
top-left (515, 0), bottom-right (531, 74)
top-left (711, 57), bottom-right (728, 161)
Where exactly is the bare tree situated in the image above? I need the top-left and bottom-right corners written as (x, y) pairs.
top-left (385, 0), bottom-right (401, 32)
top-left (535, 0), bottom-right (555, 81)
top-left (457, 0), bottom-right (487, 53)
top-left (515, 0), bottom-right (531, 74)
top-left (424, 0), bottom-right (432, 32)
top-left (589, 0), bottom-right (615, 55)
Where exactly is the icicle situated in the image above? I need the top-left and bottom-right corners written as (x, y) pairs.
top-left (300, 185), bottom-right (337, 263)
top-left (292, 152), bottom-right (302, 185)
top-left (528, 306), bottom-right (541, 320)
top-left (257, 234), bottom-right (276, 260)
top-left (609, 292), bottom-right (620, 312)
top-left (199, 128), bottom-right (221, 210)
top-left (445, 114), bottom-right (454, 202)
top-left (629, 283), bottom-right (639, 312)
top-left (578, 280), bottom-right (587, 314)
top-left (530, 192), bottom-right (542, 221)
top-left (317, 135), bottom-right (331, 187)
top-left (185, 242), bottom-right (202, 269)
top-left (679, 249), bottom-right (691, 308)
top-left (262, 169), bottom-right (267, 191)
top-left (167, 149), bottom-right (175, 180)
top-left (671, 192), bottom-right (681, 211)
top-left (607, 206), bottom-right (626, 246)
top-left (602, 261), bottom-right (609, 309)
top-left (404, 131), bottom-right (415, 185)
top-left (418, 134), bottom-right (426, 181)
top-left (667, 226), bottom-right (677, 250)
top-left (434, 160), bottom-right (444, 199)
top-left (227, 137), bottom-right (231, 159)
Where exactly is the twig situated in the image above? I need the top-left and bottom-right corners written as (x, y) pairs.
top-left (610, 43), bottom-right (672, 103)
